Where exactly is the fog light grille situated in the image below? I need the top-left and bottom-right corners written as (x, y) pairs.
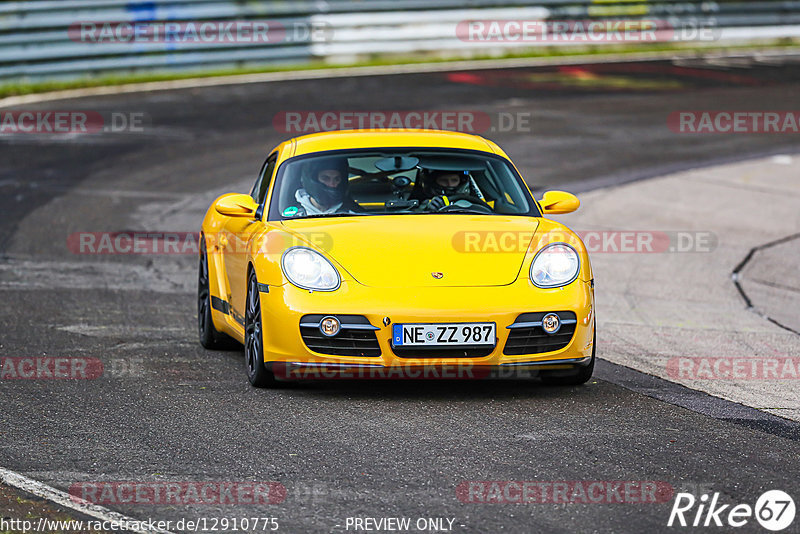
top-left (503, 311), bottom-right (577, 356)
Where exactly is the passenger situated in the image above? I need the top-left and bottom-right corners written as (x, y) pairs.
top-left (291, 157), bottom-right (357, 216)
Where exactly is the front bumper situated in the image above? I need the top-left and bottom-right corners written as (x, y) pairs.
top-left (257, 276), bottom-right (594, 375)
top-left (269, 357), bottom-right (592, 381)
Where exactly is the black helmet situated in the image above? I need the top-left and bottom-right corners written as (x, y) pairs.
top-left (423, 169), bottom-right (469, 197)
top-left (301, 157), bottom-right (349, 207)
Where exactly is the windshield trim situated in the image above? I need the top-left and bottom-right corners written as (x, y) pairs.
top-left (266, 146), bottom-right (541, 221)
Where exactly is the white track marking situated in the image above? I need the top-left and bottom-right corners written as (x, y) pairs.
top-left (0, 467), bottom-right (175, 534)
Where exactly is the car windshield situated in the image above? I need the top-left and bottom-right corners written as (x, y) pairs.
top-left (269, 149), bottom-right (537, 220)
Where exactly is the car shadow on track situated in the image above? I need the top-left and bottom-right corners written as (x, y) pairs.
top-left (266, 377), bottom-right (600, 401)
top-left (212, 348), bottom-right (602, 400)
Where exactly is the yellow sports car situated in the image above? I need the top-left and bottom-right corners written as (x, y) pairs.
top-left (198, 130), bottom-right (594, 387)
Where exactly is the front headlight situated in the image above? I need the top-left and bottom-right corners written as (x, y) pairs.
top-left (281, 247), bottom-right (340, 291)
top-left (530, 243), bottom-right (580, 288)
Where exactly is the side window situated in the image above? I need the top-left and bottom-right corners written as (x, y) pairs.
top-left (251, 154), bottom-right (277, 205)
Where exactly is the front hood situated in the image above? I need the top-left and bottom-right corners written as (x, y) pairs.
top-left (282, 215), bottom-right (539, 288)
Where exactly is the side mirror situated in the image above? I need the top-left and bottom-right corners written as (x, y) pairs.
top-left (539, 190), bottom-right (580, 215)
top-left (214, 193), bottom-right (259, 218)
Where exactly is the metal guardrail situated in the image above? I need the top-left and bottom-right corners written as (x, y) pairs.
top-left (1, 1), bottom-right (800, 83)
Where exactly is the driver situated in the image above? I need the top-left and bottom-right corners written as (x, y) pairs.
top-left (290, 157), bottom-right (357, 216)
top-left (418, 169), bottom-right (472, 211)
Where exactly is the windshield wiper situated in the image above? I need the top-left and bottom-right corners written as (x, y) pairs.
top-left (289, 212), bottom-right (373, 220)
top-left (439, 208), bottom-right (494, 215)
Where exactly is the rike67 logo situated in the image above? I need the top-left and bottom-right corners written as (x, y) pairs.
top-left (668, 490), bottom-right (795, 531)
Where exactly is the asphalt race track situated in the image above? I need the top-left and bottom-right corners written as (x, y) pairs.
top-left (2, 54), bottom-right (800, 533)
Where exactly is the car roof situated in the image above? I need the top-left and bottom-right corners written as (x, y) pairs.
top-left (284, 129), bottom-right (507, 159)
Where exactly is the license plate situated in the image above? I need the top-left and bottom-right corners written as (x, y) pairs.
top-left (392, 323), bottom-right (496, 347)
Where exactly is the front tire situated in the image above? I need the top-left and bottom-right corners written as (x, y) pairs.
top-left (540, 323), bottom-right (595, 386)
top-left (245, 270), bottom-right (278, 388)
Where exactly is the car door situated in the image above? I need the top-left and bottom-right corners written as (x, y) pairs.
top-left (223, 153), bottom-right (277, 326)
